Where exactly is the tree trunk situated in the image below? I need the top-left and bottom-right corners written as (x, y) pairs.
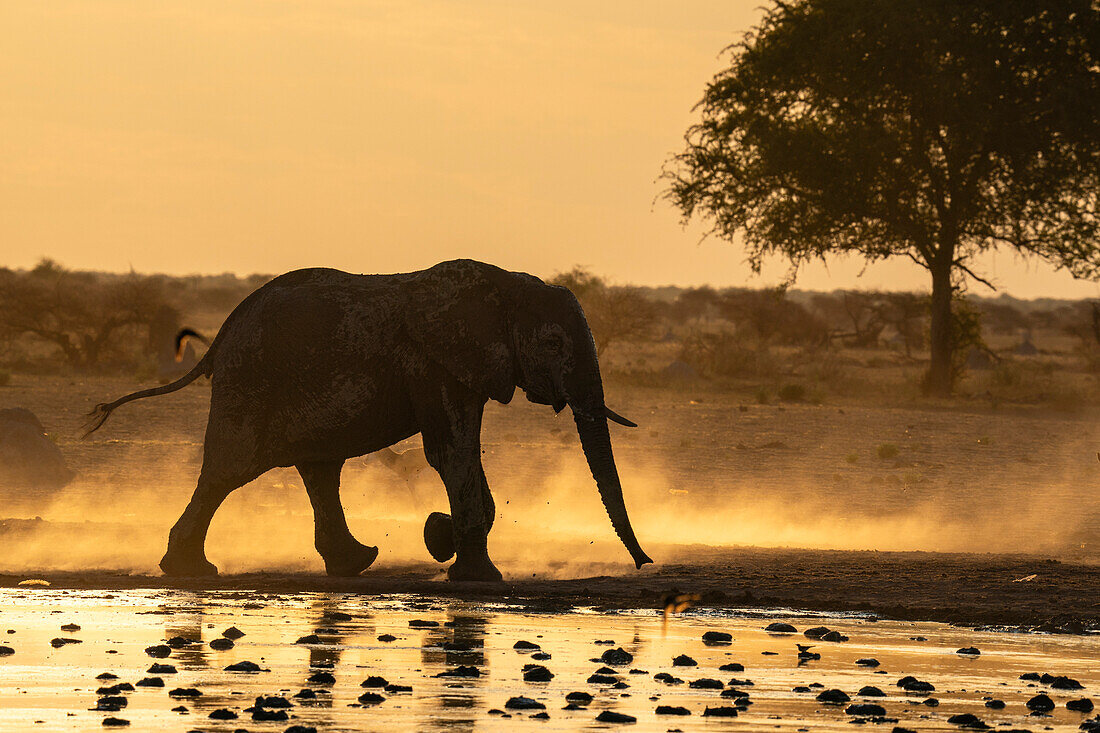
top-left (925, 262), bottom-right (954, 396)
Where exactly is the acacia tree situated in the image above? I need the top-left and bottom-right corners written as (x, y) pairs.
top-left (0, 259), bottom-right (168, 369)
top-left (664, 0), bottom-right (1100, 394)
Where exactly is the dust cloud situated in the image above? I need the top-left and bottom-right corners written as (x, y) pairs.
top-left (1, 413), bottom-right (1094, 577)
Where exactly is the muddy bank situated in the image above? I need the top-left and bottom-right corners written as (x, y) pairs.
top-left (2, 546), bottom-right (1096, 631)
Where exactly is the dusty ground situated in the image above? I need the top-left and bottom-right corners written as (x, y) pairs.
top-left (0, 374), bottom-right (1097, 631)
top-left (0, 547), bottom-right (1096, 630)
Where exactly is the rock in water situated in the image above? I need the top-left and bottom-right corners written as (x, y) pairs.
top-left (596, 710), bottom-right (636, 722)
top-left (600, 647), bottom-right (633, 665)
top-left (424, 512), bottom-right (455, 562)
top-left (0, 408), bottom-right (75, 490)
top-left (765, 622), bottom-right (797, 633)
top-left (505, 696), bottom-right (545, 710)
top-left (1027, 693), bottom-right (1055, 712)
top-left (816, 689), bottom-right (850, 704)
top-left (702, 631), bottom-right (733, 645)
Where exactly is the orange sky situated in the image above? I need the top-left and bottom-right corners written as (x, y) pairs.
top-left (2, 1), bottom-right (1097, 299)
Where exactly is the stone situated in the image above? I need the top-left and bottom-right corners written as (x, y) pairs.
top-left (135, 677), bottom-right (163, 687)
top-left (703, 706), bottom-right (739, 717)
top-left (1027, 693), bottom-right (1055, 712)
top-left (803, 626), bottom-right (830, 639)
top-left (307, 671), bottom-right (335, 684)
top-left (765, 622), bottom-right (797, 633)
top-left (523, 665), bottom-right (553, 682)
top-left (144, 645), bottom-right (171, 658)
top-left (956, 647), bottom-right (980, 655)
top-left (168, 688), bottom-right (202, 698)
top-left (295, 634), bottom-right (321, 645)
top-left (656, 705), bottom-right (691, 715)
top-left (51, 637), bottom-right (82, 647)
top-left (856, 658), bottom-right (880, 667)
top-left (221, 627), bottom-right (245, 640)
top-left (208, 638), bottom-right (234, 650)
top-left (587, 674), bottom-right (618, 684)
top-left (946, 713), bottom-right (989, 729)
top-left (858, 686), bottom-right (886, 697)
top-left (595, 710), bottom-right (636, 722)
top-left (718, 662), bottom-right (744, 672)
top-left (1067, 698), bottom-right (1095, 713)
top-left (100, 719), bottom-right (129, 728)
top-left (360, 676), bottom-right (388, 688)
top-left (435, 665), bottom-right (481, 678)
top-left (672, 654), bottom-right (697, 666)
top-left (601, 647), bottom-right (633, 665)
top-left (702, 631), bottom-right (733, 644)
top-left (208, 709), bottom-right (237, 720)
top-left (0, 408), bottom-right (75, 490)
top-left (565, 691), bottom-right (593, 703)
top-left (505, 696), bottom-right (545, 710)
top-left (1049, 675), bottom-right (1084, 690)
top-left (847, 704), bottom-right (887, 716)
top-left (817, 689), bottom-right (850, 704)
top-left (689, 678), bottom-right (724, 690)
top-left (513, 640), bottom-right (540, 650)
top-left (820, 630), bottom-right (849, 642)
top-left (225, 661), bottom-right (262, 672)
top-left (357, 692), bottom-right (385, 705)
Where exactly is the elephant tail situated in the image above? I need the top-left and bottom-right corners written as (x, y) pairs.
top-left (82, 346), bottom-right (213, 438)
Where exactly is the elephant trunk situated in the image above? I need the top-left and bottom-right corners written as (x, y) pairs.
top-left (573, 410), bottom-right (653, 569)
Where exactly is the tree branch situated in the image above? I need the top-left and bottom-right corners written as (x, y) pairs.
top-left (954, 260), bottom-right (997, 291)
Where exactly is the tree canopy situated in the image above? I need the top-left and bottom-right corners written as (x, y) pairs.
top-left (664, 0), bottom-right (1100, 394)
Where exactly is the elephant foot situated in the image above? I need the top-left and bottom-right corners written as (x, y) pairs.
top-left (160, 550), bottom-right (218, 577)
top-left (424, 512), bottom-right (456, 562)
top-left (321, 542), bottom-right (379, 577)
top-left (447, 555), bottom-right (503, 582)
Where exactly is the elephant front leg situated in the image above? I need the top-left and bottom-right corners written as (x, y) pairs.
top-left (424, 447), bottom-right (501, 582)
top-left (297, 460), bottom-right (378, 577)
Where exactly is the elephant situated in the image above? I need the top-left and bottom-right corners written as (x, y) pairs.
top-left (84, 260), bottom-right (652, 581)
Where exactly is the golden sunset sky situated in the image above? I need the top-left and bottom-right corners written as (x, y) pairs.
top-left (2, 1), bottom-right (1097, 299)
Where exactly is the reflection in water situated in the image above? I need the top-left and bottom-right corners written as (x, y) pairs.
top-left (0, 590), bottom-right (1096, 733)
top-left (418, 614), bottom-right (490, 732)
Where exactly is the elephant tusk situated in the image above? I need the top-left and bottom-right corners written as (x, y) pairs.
top-left (604, 406), bottom-right (637, 428)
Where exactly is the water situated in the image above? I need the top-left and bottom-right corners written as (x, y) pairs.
top-left (0, 589), bottom-right (1095, 731)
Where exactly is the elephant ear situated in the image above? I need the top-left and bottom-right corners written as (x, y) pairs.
top-left (402, 261), bottom-right (517, 404)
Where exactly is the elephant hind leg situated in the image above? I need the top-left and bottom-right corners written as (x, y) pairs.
top-left (297, 460), bottom-right (378, 577)
top-left (161, 474), bottom-right (240, 576)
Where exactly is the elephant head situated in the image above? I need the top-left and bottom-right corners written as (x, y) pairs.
top-left (403, 260), bottom-right (653, 569)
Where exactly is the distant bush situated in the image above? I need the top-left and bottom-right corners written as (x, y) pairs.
top-left (876, 443), bottom-right (899, 460)
top-left (678, 331), bottom-right (778, 379)
top-left (778, 383), bottom-right (807, 402)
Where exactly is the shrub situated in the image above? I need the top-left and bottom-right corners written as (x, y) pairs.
top-left (778, 383), bottom-right (807, 402)
top-left (876, 443), bottom-right (899, 460)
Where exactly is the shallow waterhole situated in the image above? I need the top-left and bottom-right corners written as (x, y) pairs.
top-left (0, 589), bottom-right (1095, 731)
